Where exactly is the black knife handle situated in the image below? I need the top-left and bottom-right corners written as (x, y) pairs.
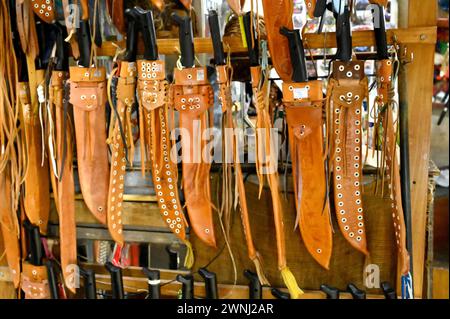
top-left (171, 13), bottom-right (195, 68)
top-left (347, 283), bottom-right (366, 299)
top-left (166, 245), bottom-right (179, 270)
top-left (80, 267), bottom-right (97, 299)
top-left (23, 220), bottom-right (44, 266)
top-left (208, 10), bottom-right (226, 66)
top-left (177, 274), bottom-right (194, 299)
top-left (320, 284), bottom-right (340, 299)
top-left (198, 268), bottom-right (218, 299)
top-left (55, 24), bottom-right (69, 71)
top-left (105, 262), bottom-right (125, 299)
top-left (280, 27), bottom-right (308, 83)
top-left (78, 20), bottom-right (92, 67)
top-left (244, 270), bottom-right (262, 299)
top-left (46, 260), bottom-right (59, 299)
top-left (271, 288), bottom-right (290, 300)
top-left (135, 6), bottom-right (159, 61)
top-left (372, 4), bottom-right (388, 60)
top-left (381, 282), bottom-right (397, 299)
top-left (142, 268), bottom-right (161, 299)
top-left (242, 12), bottom-right (259, 67)
top-left (334, 5), bottom-right (352, 62)
top-left (123, 8), bottom-right (139, 62)
top-left (314, 0), bottom-right (328, 17)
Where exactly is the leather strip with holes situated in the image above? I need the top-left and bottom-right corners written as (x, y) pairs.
top-left (20, 263), bottom-right (50, 299)
top-left (30, 0), bottom-right (55, 24)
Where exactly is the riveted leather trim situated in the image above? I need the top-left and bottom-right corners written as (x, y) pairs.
top-left (283, 80), bottom-right (333, 269)
top-left (21, 263), bottom-right (50, 299)
top-left (69, 67), bottom-right (108, 224)
top-left (30, 0), bottom-right (55, 24)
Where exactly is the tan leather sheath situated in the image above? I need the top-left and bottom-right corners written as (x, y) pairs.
top-left (137, 60), bottom-right (188, 241)
top-left (327, 61), bottom-right (369, 255)
top-left (0, 170), bottom-right (21, 288)
top-left (18, 81), bottom-right (50, 234)
top-left (21, 262), bottom-right (50, 299)
top-left (69, 67), bottom-right (108, 224)
top-left (282, 80), bottom-right (333, 269)
top-left (171, 66), bottom-right (216, 247)
top-left (106, 62), bottom-right (137, 245)
top-left (50, 71), bottom-right (77, 292)
top-left (30, 0), bottom-right (55, 24)
top-left (261, 0), bottom-right (294, 82)
top-left (375, 59), bottom-right (410, 275)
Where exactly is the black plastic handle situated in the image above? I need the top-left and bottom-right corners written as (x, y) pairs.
top-left (80, 267), bottom-right (97, 299)
top-left (54, 24), bottom-right (69, 71)
top-left (244, 270), bottom-right (262, 299)
top-left (347, 283), bottom-right (366, 299)
top-left (171, 13), bottom-right (195, 68)
top-left (23, 220), bottom-right (44, 266)
top-left (135, 7), bottom-right (159, 61)
top-left (105, 262), bottom-right (125, 299)
top-left (198, 268), bottom-right (218, 299)
top-left (242, 12), bottom-right (259, 67)
top-left (123, 8), bottom-right (140, 62)
top-left (372, 4), bottom-right (388, 60)
top-left (208, 10), bottom-right (226, 66)
top-left (270, 288), bottom-right (290, 300)
top-left (142, 268), bottom-right (161, 299)
top-left (166, 245), bottom-right (179, 270)
top-left (334, 5), bottom-right (352, 62)
top-left (46, 260), bottom-right (59, 299)
top-left (177, 274), bottom-right (194, 299)
top-left (280, 27), bottom-right (308, 83)
top-left (314, 0), bottom-right (328, 18)
top-left (320, 284), bottom-right (340, 299)
top-left (78, 19), bottom-right (92, 67)
top-left (381, 282), bottom-right (397, 299)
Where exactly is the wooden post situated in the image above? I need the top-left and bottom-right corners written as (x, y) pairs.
top-left (399, 0), bottom-right (437, 298)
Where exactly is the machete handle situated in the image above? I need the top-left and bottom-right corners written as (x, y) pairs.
top-left (105, 262), bottom-right (125, 299)
top-left (198, 267), bottom-right (218, 299)
top-left (142, 268), bottom-right (161, 299)
top-left (208, 10), bottom-right (226, 66)
top-left (347, 283), bottom-right (366, 299)
top-left (381, 282), bottom-right (397, 299)
top-left (371, 4), bottom-right (389, 60)
top-left (171, 13), bottom-right (195, 68)
top-left (270, 288), bottom-right (290, 299)
top-left (123, 8), bottom-right (140, 62)
top-left (46, 260), bottom-right (59, 299)
top-left (314, 0), bottom-right (328, 17)
top-left (176, 274), bottom-right (194, 299)
top-left (279, 26), bottom-right (308, 82)
top-left (23, 220), bottom-right (44, 266)
top-left (80, 267), bottom-right (97, 299)
top-left (242, 12), bottom-right (259, 67)
top-left (135, 6), bottom-right (159, 61)
top-left (320, 284), bottom-right (340, 299)
top-left (244, 270), bottom-right (262, 299)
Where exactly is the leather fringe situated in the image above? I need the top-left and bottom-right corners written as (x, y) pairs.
top-left (252, 252), bottom-right (270, 286)
top-left (281, 267), bottom-right (303, 299)
top-left (183, 239), bottom-right (195, 269)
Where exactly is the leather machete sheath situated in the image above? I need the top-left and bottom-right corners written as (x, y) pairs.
top-left (21, 262), bottom-right (50, 299)
top-left (170, 66), bottom-right (216, 247)
top-left (137, 60), bottom-right (188, 242)
top-left (282, 80), bottom-right (333, 269)
top-left (327, 61), bottom-right (369, 255)
top-left (69, 66), bottom-right (108, 225)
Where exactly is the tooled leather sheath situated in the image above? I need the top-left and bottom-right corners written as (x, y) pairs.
top-left (106, 62), bottom-right (137, 245)
top-left (0, 170), bottom-right (21, 288)
top-left (50, 71), bottom-right (77, 292)
top-left (375, 60), bottom-right (410, 275)
top-left (30, 0), bottom-right (55, 24)
top-left (327, 61), bottom-right (369, 255)
top-left (282, 80), bottom-right (333, 269)
top-left (261, 0), bottom-right (294, 82)
top-left (171, 66), bottom-right (216, 247)
top-left (69, 67), bottom-right (108, 224)
top-left (18, 81), bottom-right (50, 234)
top-left (137, 60), bottom-right (189, 241)
top-left (21, 262), bottom-right (50, 299)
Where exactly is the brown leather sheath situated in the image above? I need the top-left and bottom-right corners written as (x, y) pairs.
top-left (111, 0), bottom-right (125, 35)
top-left (30, 0), bottom-right (55, 24)
top-left (0, 170), bottom-right (21, 288)
top-left (69, 67), bottom-right (108, 224)
top-left (106, 62), bottom-right (137, 245)
top-left (137, 60), bottom-right (189, 241)
top-left (18, 81), bottom-right (50, 234)
top-left (327, 61), bottom-right (369, 255)
top-left (261, 0), bottom-right (293, 82)
top-left (20, 262), bottom-right (50, 299)
top-left (375, 59), bottom-right (410, 275)
top-left (282, 80), bottom-right (333, 269)
top-left (170, 66), bottom-right (216, 247)
top-left (50, 71), bottom-right (77, 292)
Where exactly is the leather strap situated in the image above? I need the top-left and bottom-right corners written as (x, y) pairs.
top-left (171, 66), bottom-right (216, 247)
top-left (0, 170), bottom-right (21, 288)
top-left (30, 0), bottom-right (55, 24)
top-left (18, 81), bottom-right (50, 234)
top-left (327, 61), bottom-right (369, 255)
top-left (69, 66), bottom-right (108, 224)
top-left (111, 0), bottom-right (125, 35)
top-left (375, 59), bottom-right (410, 275)
top-left (137, 60), bottom-right (189, 242)
top-left (261, 0), bottom-right (294, 82)
top-left (282, 80), bottom-right (333, 269)
top-left (49, 71), bottom-right (78, 293)
top-left (106, 62), bottom-right (137, 245)
top-left (21, 262), bottom-right (50, 299)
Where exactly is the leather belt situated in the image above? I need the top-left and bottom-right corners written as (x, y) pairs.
top-left (326, 61), bottom-right (369, 256)
top-left (49, 71), bottom-right (77, 292)
top-left (282, 80), bottom-right (333, 269)
top-left (69, 66), bottom-right (108, 224)
top-left (170, 66), bottom-right (216, 248)
top-left (375, 59), bottom-right (410, 275)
